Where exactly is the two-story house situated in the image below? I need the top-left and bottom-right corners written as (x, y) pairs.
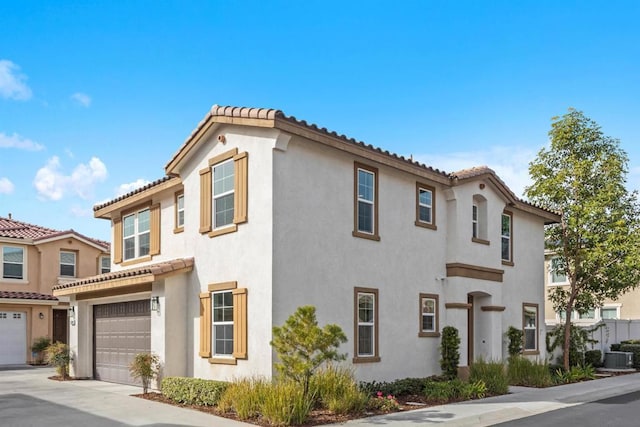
top-left (53, 105), bottom-right (559, 385)
top-left (544, 253), bottom-right (640, 325)
top-left (0, 215), bottom-right (109, 365)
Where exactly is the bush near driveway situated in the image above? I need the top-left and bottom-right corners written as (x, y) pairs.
top-left (161, 377), bottom-right (229, 406)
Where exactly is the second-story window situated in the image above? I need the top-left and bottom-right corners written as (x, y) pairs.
top-left (472, 204), bottom-right (479, 238)
top-left (2, 246), bottom-right (24, 280)
top-left (123, 208), bottom-right (150, 260)
top-left (176, 193), bottom-right (185, 228)
top-left (472, 195), bottom-right (488, 243)
top-left (501, 212), bottom-right (512, 263)
top-left (100, 255), bottom-right (110, 274)
top-left (353, 162), bottom-right (379, 240)
top-left (59, 251), bottom-right (76, 277)
top-left (213, 159), bottom-right (235, 228)
top-left (415, 183), bottom-right (436, 230)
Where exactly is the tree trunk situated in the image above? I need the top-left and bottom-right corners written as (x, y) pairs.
top-left (563, 295), bottom-right (576, 371)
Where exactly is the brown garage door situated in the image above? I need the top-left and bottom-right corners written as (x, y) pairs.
top-left (94, 300), bottom-right (150, 385)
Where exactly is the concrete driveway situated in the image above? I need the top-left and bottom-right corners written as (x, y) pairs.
top-left (0, 366), bottom-right (248, 427)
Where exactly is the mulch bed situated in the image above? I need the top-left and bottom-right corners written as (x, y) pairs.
top-left (133, 392), bottom-right (431, 427)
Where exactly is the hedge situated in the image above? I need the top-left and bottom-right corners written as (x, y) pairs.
top-left (161, 377), bottom-right (229, 406)
top-left (619, 344), bottom-right (640, 369)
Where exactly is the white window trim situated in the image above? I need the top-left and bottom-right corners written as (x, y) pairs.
top-left (357, 292), bottom-right (375, 357)
top-left (1, 245), bottom-right (27, 282)
top-left (418, 187), bottom-right (433, 225)
top-left (212, 159), bottom-right (235, 230)
top-left (212, 290), bottom-right (234, 358)
top-left (501, 213), bottom-right (511, 262)
top-left (523, 304), bottom-right (538, 353)
top-left (100, 255), bottom-right (111, 274)
top-left (177, 193), bottom-right (185, 228)
top-left (548, 257), bottom-right (568, 286)
top-left (356, 168), bottom-right (375, 234)
top-left (59, 251), bottom-right (76, 277)
top-left (421, 296), bottom-right (436, 333)
top-left (123, 208), bottom-right (151, 261)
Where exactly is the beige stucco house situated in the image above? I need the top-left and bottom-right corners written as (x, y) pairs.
top-left (544, 253), bottom-right (640, 325)
top-left (0, 216), bottom-right (109, 365)
top-left (53, 105), bottom-right (559, 385)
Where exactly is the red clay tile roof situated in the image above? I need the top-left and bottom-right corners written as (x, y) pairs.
top-left (93, 176), bottom-right (174, 212)
top-left (52, 257), bottom-right (195, 291)
top-left (0, 216), bottom-right (109, 250)
top-left (0, 291), bottom-right (58, 301)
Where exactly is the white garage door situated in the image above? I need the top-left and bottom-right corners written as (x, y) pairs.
top-left (94, 300), bottom-right (150, 385)
top-left (0, 311), bottom-right (27, 365)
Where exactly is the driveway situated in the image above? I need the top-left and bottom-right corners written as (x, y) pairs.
top-left (0, 366), bottom-right (248, 427)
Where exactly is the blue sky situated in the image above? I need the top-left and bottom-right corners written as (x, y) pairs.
top-left (1, 1), bottom-right (639, 241)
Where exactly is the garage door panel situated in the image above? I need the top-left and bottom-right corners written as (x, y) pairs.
top-left (0, 311), bottom-right (27, 365)
top-left (94, 300), bottom-right (150, 385)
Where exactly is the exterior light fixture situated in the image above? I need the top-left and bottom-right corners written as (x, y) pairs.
top-left (69, 306), bottom-right (76, 326)
top-left (151, 296), bottom-right (160, 312)
top-left (38, 312), bottom-right (44, 319)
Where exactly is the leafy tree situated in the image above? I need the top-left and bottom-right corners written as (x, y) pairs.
top-left (271, 306), bottom-right (347, 397)
top-left (129, 353), bottom-right (160, 394)
top-left (526, 109), bottom-right (640, 370)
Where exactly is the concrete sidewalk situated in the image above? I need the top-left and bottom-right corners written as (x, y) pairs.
top-left (1, 366), bottom-right (639, 426)
top-left (334, 372), bottom-right (640, 426)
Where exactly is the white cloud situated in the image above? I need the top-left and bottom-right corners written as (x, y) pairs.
top-left (0, 60), bottom-right (32, 100)
top-left (0, 177), bottom-right (14, 194)
top-left (33, 156), bottom-right (108, 201)
top-left (0, 132), bottom-right (44, 151)
top-left (69, 205), bottom-right (93, 218)
top-left (415, 145), bottom-right (539, 198)
top-left (71, 92), bottom-right (91, 107)
top-left (116, 179), bottom-right (150, 197)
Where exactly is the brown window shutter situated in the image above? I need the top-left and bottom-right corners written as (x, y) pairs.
top-left (150, 203), bottom-right (161, 256)
top-left (113, 217), bottom-right (122, 264)
top-left (199, 292), bottom-right (211, 358)
top-left (232, 288), bottom-right (248, 359)
top-left (233, 152), bottom-right (248, 224)
top-left (199, 168), bottom-right (212, 233)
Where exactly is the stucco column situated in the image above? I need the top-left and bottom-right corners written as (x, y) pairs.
top-left (69, 299), bottom-right (93, 379)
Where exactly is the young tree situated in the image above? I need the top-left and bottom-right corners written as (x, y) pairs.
top-left (271, 305), bottom-right (347, 397)
top-left (526, 109), bottom-right (640, 370)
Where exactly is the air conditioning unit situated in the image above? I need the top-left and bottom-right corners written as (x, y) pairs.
top-left (604, 351), bottom-right (634, 369)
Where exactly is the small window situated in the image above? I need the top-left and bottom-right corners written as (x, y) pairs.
top-left (501, 212), bottom-right (513, 263)
top-left (578, 308), bottom-right (595, 320)
top-left (419, 294), bottom-right (440, 337)
top-left (2, 246), bottom-right (24, 280)
top-left (415, 184), bottom-right (436, 229)
top-left (550, 257), bottom-right (567, 284)
top-left (353, 163), bottom-right (379, 240)
top-left (472, 195), bottom-right (488, 243)
top-left (523, 303), bottom-right (538, 353)
top-left (601, 307), bottom-right (618, 320)
top-left (123, 208), bottom-right (151, 261)
top-left (212, 291), bottom-right (234, 357)
top-left (175, 192), bottom-right (185, 232)
top-left (354, 287), bottom-right (379, 362)
top-left (59, 251), bottom-right (76, 277)
top-left (100, 256), bottom-right (110, 274)
top-left (213, 160), bottom-right (235, 228)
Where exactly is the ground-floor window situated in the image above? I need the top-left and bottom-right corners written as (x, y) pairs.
top-left (353, 287), bottom-right (379, 363)
top-left (523, 303), bottom-right (538, 353)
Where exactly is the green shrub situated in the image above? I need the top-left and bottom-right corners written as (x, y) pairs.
top-left (310, 365), bottom-right (367, 415)
top-left (217, 377), bottom-right (267, 420)
top-left (45, 342), bottom-right (72, 379)
top-left (469, 359), bottom-right (509, 395)
top-left (367, 392), bottom-right (400, 412)
top-left (610, 343), bottom-right (621, 351)
top-left (31, 337), bottom-right (51, 364)
top-left (129, 353), bottom-right (160, 394)
top-left (261, 380), bottom-right (313, 426)
top-left (584, 350), bottom-right (602, 368)
top-left (506, 327), bottom-right (523, 357)
top-left (161, 377), bottom-right (229, 406)
top-left (424, 380), bottom-right (454, 403)
top-left (621, 339), bottom-right (640, 344)
top-left (619, 344), bottom-right (640, 369)
top-left (440, 326), bottom-right (461, 379)
top-left (359, 377), bottom-right (429, 397)
top-left (507, 357), bottom-right (553, 388)
top-left (423, 378), bottom-right (486, 403)
top-left (553, 364), bottom-right (596, 384)
top-left (271, 306), bottom-right (347, 398)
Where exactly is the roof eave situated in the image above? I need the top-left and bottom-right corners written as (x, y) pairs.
top-left (94, 177), bottom-right (182, 219)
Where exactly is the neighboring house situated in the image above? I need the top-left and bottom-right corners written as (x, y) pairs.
top-left (544, 253), bottom-right (640, 325)
top-left (53, 105), bottom-right (559, 386)
top-left (0, 215), bottom-right (110, 365)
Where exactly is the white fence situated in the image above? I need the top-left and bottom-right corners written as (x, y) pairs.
top-left (546, 319), bottom-right (640, 361)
